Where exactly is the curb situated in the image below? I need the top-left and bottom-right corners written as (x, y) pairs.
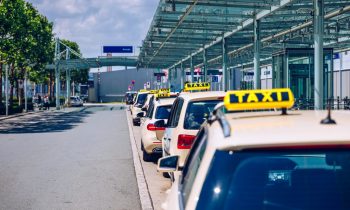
top-left (126, 110), bottom-right (154, 210)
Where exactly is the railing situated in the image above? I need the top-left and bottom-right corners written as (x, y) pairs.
top-left (293, 97), bottom-right (350, 110)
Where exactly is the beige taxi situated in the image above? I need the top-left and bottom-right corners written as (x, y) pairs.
top-left (155, 84), bottom-right (225, 179)
top-left (140, 97), bottom-right (176, 161)
top-left (131, 90), bottom-right (149, 126)
top-left (158, 88), bottom-right (350, 210)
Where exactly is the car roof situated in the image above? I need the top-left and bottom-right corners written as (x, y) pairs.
top-left (178, 91), bottom-right (225, 101)
top-left (209, 110), bottom-right (350, 151)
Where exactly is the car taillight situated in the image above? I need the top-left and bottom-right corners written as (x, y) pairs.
top-left (147, 123), bottom-right (165, 131)
top-left (177, 134), bottom-right (196, 149)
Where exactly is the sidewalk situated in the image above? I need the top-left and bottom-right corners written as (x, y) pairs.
top-left (0, 106), bottom-right (86, 121)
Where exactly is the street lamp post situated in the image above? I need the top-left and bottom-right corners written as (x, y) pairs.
top-left (5, 64), bottom-right (9, 116)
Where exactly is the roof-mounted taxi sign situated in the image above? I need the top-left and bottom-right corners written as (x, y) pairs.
top-left (184, 82), bottom-right (210, 91)
top-left (224, 88), bottom-right (294, 111)
top-left (139, 89), bottom-right (148, 93)
top-left (149, 90), bottom-right (159, 94)
top-left (159, 88), bottom-right (170, 93)
top-left (156, 92), bottom-right (171, 98)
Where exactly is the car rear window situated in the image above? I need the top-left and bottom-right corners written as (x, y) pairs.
top-left (155, 105), bottom-right (172, 119)
top-left (196, 148), bottom-right (350, 210)
top-left (184, 100), bottom-right (221, 130)
top-left (136, 93), bottom-right (148, 106)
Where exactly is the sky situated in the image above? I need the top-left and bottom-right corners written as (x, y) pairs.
top-left (26, 0), bottom-right (159, 58)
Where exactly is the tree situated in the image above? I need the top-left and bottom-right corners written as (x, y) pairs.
top-left (0, 0), bottom-right (54, 108)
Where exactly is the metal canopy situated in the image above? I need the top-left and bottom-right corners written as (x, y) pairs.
top-left (138, 0), bottom-right (350, 69)
top-left (46, 56), bottom-right (138, 70)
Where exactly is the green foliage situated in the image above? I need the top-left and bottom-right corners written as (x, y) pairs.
top-left (0, 0), bottom-right (88, 111)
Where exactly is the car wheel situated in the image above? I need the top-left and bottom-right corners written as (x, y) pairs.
top-left (142, 150), bottom-right (153, 162)
top-left (162, 172), bottom-right (170, 178)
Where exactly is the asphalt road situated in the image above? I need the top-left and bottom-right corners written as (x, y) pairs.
top-left (0, 106), bottom-right (141, 210)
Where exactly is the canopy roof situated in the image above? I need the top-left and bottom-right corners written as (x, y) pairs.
top-left (138, 0), bottom-right (350, 69)
top-left (46, 56), bottom-right (138, 70)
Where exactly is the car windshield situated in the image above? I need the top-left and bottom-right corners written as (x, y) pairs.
top-left (184, 100), bottom-right (221, 130)
top-left (155, 105), bottom-right (172, 119)
top-left (136, 93), bottom-right (148, 106)
top-left (126, 93), bottom-right (134, 101)
top-left (196, 148), bottom-right (350, 210)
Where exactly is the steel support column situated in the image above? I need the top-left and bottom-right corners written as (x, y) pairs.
top-left (55, 38), bottom-right (61, 110)
top-left (222, 37), bottom-right (228, 91)
top-left (24, 71), bottom-right (27, 112)
top-left (168, 68), bottom-right (172, 88)
top-left (203, 48), bottom-right (207, 82)
top-left (254, 18), bottom-right (261, 89)
top-left (181, 61), bottom-right (185, 88)
top-left (66, 50), bottom-right (71, 106)
top-left (5, 64), bottom-right (9, 116)
top-left (190, 55), bottom-right (194, 82)
top-left (314, 0), bottom-right (324, 109)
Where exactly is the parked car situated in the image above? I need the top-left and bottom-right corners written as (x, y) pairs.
top-left (70, 96), bottom-right (83, 107)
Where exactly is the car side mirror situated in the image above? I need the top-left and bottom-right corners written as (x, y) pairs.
top-left (137, 112), bottom-right (144, 118)
top-left (157, 155), bottom-right (179, 172)
top-left (141, 107), bottom-right (147, 112)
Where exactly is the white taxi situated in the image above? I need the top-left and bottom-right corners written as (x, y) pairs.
top-left (155, 83), bottom-right (225, 175)
top-left (131, 90), bottom-right (149, 126)
top-left (140, 95), bottom-right (176, 162)
top-left (158, 88), bottom-right (350, 210)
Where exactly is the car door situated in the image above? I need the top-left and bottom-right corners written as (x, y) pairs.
top-left (162, 98), bottom-right (184, 156)
top-left (178, 127), bottom-right (208, 209)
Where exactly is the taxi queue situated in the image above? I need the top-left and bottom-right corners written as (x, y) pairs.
top-left (129, 83), bottom-right (350, 210)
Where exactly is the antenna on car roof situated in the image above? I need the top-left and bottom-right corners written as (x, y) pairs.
top-left (321, 99), bottom-right (336, 125)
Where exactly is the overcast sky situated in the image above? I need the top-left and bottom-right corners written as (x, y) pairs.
top-left (27, 0), bottom-right (159, 58)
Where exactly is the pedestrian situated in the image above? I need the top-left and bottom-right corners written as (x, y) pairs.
top-left (38, 94), bottom-right (42, 104)
top-left (44, 95), bottom-right (50, 110)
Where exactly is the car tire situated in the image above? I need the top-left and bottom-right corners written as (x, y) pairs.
top-left (162, 172), bottom-right (171, 178)
top-left (142, 150), bottom-right (153, 162)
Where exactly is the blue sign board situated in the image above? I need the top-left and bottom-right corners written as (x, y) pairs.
top-left (103, 46), bottom-right (133, 53)
top-left (211, 76), bottom-right (218, 83)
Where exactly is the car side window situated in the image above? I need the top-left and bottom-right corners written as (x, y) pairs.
top-left (172, 98), bottom-right (184, 127)
top-left (146, 102), bottom-right (154, 118)
top-left (167, 98), bottom-right (183, 128)
top-left (180, 128), bottom-right (207, 206)
top-left (167, 99), bottom-right (179, 127)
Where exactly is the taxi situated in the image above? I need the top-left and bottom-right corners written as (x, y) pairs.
top-left (140, 93), bottom-right (176, 162)
top-left (158, 88), bottom-right (350, 210)
top-left (131, 89), bottom-right (149, 126)
top-left (154, 82), bottom-right (225, 176)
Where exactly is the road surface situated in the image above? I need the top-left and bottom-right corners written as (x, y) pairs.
top-left (0, 106), bottom-right (141, 210)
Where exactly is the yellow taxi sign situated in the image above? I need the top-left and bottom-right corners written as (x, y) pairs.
top-left (184, 82), bottom-right (210, 91)
top-left (224, 88), bottom-right (294, 111)
top-left (149, 90), bottom-right (159, 94)
top-left (159, 88), bottom-right (170, 93)
top-left (156, 92), bottom-right (171, 98)
top-left (139, 89), bottom-right (148, 93)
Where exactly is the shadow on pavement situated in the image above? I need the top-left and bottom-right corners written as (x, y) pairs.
top-left (0, 109), bottom-right (93, 134)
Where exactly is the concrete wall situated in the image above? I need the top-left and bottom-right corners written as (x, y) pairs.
top-left (93, 68), bottom-right (156, 102)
